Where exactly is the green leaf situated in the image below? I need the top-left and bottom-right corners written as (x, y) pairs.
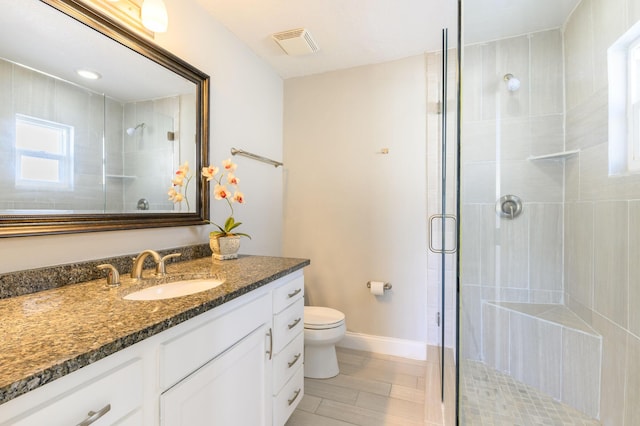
top-left (227, 221), bottom-right (243, 232)
top-left (223, 216), bottom-right (235, 231)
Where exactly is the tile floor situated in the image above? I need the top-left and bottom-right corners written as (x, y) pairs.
top-left (285, 347), bottom-right (602, 426)
top-left (459, 360), bottom-right (601, 426)
top-left (285, 346), bottom-right (450, 426)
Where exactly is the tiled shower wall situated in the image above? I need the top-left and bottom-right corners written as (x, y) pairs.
top-left (109, 97), bottom-right (180, 212)
top-left (0, 59), bottom-right (113, 211)
top-left (461, 1), bottom-right (640, 423)
top-left (563, 0), bottom-right (640, 424)
top-left (0, 58), bottom-right (180, 213)
top-left (460, 29), bottom-right (566, 361)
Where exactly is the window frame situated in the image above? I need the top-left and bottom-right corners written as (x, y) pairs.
top-left (608, 21), bottom-right (640, 175)
top-left (627, 38), bottom-right (640, 171)
top-left (14, 114), bottom-right (75, 190)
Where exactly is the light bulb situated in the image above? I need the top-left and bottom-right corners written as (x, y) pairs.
top-left (141, 0), bottom-right (168, 33)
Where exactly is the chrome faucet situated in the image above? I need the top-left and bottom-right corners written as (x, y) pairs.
top-left (131, 249), bottom-right (162, 280)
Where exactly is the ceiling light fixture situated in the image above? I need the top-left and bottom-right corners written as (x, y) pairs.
top-left (141, 0), bottom-right (168, 33)
top-left (76, 69), bottom-right (102, 80)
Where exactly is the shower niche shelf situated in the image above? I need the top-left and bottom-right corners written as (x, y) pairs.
top-left (527, 149), bottom-right (580, 161)
top-left (106, 174), bottom-right (137, 179)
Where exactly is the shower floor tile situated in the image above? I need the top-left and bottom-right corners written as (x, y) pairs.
top-left (460, 360), bottom-right (601, 425)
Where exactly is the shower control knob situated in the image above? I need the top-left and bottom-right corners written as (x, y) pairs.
top-left (496, 195), bottom-right (523, 220)
top-left (502, 200), bottom-right (517, 216)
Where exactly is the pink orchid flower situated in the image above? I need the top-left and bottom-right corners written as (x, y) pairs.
top-left (227, 174), bottom-right (239, 185)
top-left (233, 191), bottom-right (245, 204)
top-left (214, 184), bottom-right (231, 200)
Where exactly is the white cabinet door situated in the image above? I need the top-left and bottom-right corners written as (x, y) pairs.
top-left (160, 324), bottom-right (270, 426)
top-left (159, 294), bottom-right (271, 391)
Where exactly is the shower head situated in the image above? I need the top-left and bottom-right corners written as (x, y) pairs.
top-left (503, 73), bottom-right (521, 92)
top-left (126, 123), bottom-right (145, 136)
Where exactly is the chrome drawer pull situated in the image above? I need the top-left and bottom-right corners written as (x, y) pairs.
top-left (287, 288), bottom-right (302, 298)
top-left (266, 328), bottom-right (273, 360)
top-left (77, 404), bottom-right (111, 426)
top-left (288, 389), bottom-right (301, 406)
top-left (288, 353), bottom-right (301, 368)
top-left (288, 318), bottom-right (301, 330)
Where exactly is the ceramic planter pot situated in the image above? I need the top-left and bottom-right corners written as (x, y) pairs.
top-left (210, 235), bottom-right (241, 260)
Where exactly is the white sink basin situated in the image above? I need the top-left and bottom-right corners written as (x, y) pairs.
top-left (123, 278), bottom-right (224, 301)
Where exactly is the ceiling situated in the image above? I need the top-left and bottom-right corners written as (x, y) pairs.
top-left (0, 0), bottom-right (194, 103)
top-left (0, 0), bottom-right (582, 99)
top-left (195, 0), bottom-right (582, 79)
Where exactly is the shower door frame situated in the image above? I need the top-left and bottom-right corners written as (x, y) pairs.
top-left (428, 6), bottom-right (462, 419)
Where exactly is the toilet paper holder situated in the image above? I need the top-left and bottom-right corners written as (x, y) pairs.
top-left (367, 281), bottom-right (392, 291)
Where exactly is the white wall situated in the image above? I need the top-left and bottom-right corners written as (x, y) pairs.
top-left (0, 0), bottom-right (283, 273)
top-left (282, 56), bottom-right (429, 344)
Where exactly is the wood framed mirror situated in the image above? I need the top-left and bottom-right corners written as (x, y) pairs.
top-left (0, 0), bottom-right (210, 237)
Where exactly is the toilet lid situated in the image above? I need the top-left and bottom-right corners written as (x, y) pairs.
top-left (304, 306), bottom-right (345, 329)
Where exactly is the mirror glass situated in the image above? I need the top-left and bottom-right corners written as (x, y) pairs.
top-left (0, 0), bottom-right (209, 236)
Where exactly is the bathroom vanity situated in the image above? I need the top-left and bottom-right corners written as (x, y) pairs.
top-left (0, 254), bottom-right (308, 426)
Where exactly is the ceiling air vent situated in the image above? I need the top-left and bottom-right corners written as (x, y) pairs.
top-left (272, 28), bottom-right (319, 56)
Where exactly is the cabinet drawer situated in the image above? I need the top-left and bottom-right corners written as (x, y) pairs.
top-left (272, 332), bottom-right (304, 394)
top-left (3, 359), bottom-right (143, 426)
top-left (160, 293), bottom-right (271, 390)
top-left (273, 367), bottom-right (304, 426)
top-left (272, 273), bottom-right (304, 314)
top-left (273, 300), bottom-right (304, 353)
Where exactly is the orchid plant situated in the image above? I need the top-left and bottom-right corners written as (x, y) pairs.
top-left (168, 161), bottom-right (192, 211)
top-left (168, 159), bottom-right (251, 239)
top-left (201, 159), bottom-right (251, 240)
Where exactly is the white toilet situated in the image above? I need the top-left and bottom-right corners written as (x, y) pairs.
top-left (303, 306), bottom-right (346, 379)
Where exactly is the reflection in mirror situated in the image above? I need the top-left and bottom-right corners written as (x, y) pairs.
top-left (3, 58), bottom-right (189, 213)
top-left (0, 0), bottom-right (209, 236)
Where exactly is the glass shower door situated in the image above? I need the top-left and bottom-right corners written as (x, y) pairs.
top-left (458, 0), bottom-right (609, 423)
top-left (427, 23), bottom-right (459, 425)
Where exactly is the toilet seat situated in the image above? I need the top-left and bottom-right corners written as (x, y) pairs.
top-left (304, 306), bottom-right (345, 330)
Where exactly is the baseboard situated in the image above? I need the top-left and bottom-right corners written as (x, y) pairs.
top-left (337, 331), bottom-right (428, 361)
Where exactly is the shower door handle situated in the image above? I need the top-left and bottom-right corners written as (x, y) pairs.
top-left (428, 214), bottom-right (457, 254)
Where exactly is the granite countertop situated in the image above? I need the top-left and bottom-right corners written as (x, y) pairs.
top-left (0, 255), bottom-right (309, 405)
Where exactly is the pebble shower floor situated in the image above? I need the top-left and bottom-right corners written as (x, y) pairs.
top-left (460, 360), bottom-right (601, 425)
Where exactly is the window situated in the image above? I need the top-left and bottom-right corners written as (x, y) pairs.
top-left (15, 114), bottom-right (74, 189)
top-left (629, 40), bottom-right (640, 170)
top-left (609, 21), bottom-right (640, 174)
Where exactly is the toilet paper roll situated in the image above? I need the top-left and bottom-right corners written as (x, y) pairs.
top-left (369, 281), bottom-right (385, 296)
